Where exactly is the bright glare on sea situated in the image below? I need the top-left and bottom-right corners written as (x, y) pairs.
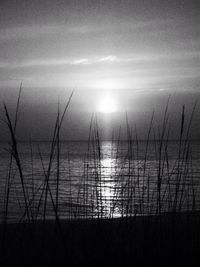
top-left (0, 140), bottom-right (200, 222)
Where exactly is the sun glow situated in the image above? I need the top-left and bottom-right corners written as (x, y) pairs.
top-left (98, 95), bottom-right (117, 113)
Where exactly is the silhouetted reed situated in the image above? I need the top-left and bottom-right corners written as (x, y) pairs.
top-left (1, 90), bottom-right (199, 224)
top-left (1, 89), bottom-right (200, 267)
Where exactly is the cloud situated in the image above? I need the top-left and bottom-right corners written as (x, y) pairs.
top-left (0, 18), bottom-right (175, 42)
top-left (98, 55), bottom-right (117, 62)
top-left (0, 50), bottom-right (199, 70)
top-left (0, 58), bottom-right (89, 69)
top-left (0, 59), bottom-right (69, 68)
top-left (0, 56), bottom-right (118, 69)
top-left (72, 58), bottom-right (90, 65)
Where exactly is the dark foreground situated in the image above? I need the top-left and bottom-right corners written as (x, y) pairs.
top-left (0, 213), bottom-right (200, 267)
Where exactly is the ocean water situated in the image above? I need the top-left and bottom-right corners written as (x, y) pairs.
top-left (0, 140), bottom-right (200, 222)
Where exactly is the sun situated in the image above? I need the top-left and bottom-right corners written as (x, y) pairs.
top-left (98, 95), bottom-right (117, 113)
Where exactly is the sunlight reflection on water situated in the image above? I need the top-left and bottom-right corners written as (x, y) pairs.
top-left (100, 144), bottom-right (116, 216)
top-left (98, 141), bottom-right (130, 218)
top-left (1, 140), bottom-right (200, 222)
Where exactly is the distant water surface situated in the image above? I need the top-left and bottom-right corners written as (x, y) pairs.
top-left (0, 140), bottom-right (200, 222)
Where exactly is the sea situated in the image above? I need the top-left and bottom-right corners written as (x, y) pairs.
top-left (0, 140), bottom-right (200, 222)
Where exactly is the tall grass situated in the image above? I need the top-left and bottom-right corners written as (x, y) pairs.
top-left (0, 91), bottom-right (199, 225)
top-left (0, 90), bottom-right (200, 267)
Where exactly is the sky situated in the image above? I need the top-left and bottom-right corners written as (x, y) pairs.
top-left (0, 0), bottom-right (199, 140)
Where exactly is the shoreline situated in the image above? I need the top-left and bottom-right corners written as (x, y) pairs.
top-left (1, 209), bottom-right (200, 224)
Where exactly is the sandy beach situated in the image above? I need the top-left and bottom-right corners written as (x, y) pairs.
top-left (1, 212), bottom-right (200, 267)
